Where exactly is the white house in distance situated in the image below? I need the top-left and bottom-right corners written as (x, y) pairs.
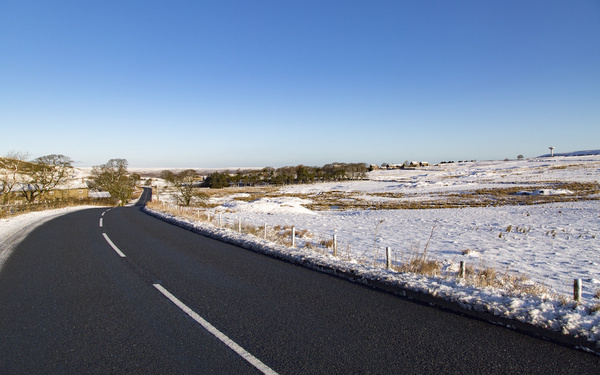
top-left (371, 162), bottom-right (430, 170)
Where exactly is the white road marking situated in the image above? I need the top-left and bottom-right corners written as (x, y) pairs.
top-left (99, 218), bottom-right (103, 227)
top-left (153, 284), bottom-right (278, 375)
top-left (102, 233), bottom-right (126, 258)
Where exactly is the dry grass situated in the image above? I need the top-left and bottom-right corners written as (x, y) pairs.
top-left (184, 179), bottom-right (600, 213)
top-left (455, 261), bottom-right (552, 297)
top-left (295, 229), bottom-right (312, 238)
top-left (286, 181), bottom-right (600, 211)
top-left (393, 240), bottom-right (442, 277)
top-left (320, 238), bottom-right (334, 248)
top-left (557, 294), bottom-right (572, 307)
top-left (398, 254), bottom-right (442, 276)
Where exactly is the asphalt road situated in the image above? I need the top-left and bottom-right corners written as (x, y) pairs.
top-left (1, 188), bottom-right (599, 374)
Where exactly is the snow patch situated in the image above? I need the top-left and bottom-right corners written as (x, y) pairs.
top-left (218, 197), bottom-right (316, 215)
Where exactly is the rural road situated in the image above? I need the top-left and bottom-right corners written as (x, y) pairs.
top-left (0, 188), bottom-right (598, 374)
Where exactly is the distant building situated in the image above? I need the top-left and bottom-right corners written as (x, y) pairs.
top-left (374, 162), bottom-right (429, 170)
top-left (89, 191), bottom-right (111, 198)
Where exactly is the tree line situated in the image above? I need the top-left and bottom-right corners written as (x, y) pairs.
top-left (156, 163), bottom-right (368, 206)
top-left (2, 152), bottom-right (367, 208)
top-left (202, 162), bottom-right (368, 189)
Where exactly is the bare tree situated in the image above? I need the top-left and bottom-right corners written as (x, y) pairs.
top-left (0, 151), bottom-right (30, 204)
top-left (172, 169), bottom-right (196, 206)
top-left (347, 163), bottom-right (368, 180)
top-left (91, 159), bottom-right (136, 206)
top-left (19, 154), bottom-right (73, 203)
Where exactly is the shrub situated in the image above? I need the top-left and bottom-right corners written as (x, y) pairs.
top-left (320, 239), bottom-right (334, 248)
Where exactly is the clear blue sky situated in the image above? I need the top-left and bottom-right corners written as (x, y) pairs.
top-left (1, 1), bottom-right (599, 168)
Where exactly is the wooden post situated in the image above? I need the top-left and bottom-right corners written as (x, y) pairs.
top-left (459, 261), bottom-right (466, 278)
top-left (574, 279), bottom-right (582, 302)
top-left (238, 218), bottom-right (242, 233)
top-left (333, 234), bottom-right (338, 257)
top-left (386, 247), bottom-right (392, 269)
top-left (207, 212), bottom-right (211, 223)
top-left (264, 223), bottom-right (267, 240)
top-left (291, 226), bottom-right (295, 247)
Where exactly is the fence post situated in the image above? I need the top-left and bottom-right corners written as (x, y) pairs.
top-left (207, 212), bottom-right (211, 223)
top-left (386, 247), bottom-right (392, 269)
top-left (291, 226), bottom-right (295, 247)
top-left (264, 223), bottom-right (267, 240)
top-left (238, 218), bottom-right (242, 233)
top-left (219, 213), bottom-right (222, 228)
top-left (574, 279), bottom-right (582, 302)
top-left (333, 234), bottom-right (338, 257)
top-left (459, 261), bottom-right (466, 278)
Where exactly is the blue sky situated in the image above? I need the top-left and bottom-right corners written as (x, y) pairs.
top-left (1, 1), bottom-right (599, 168)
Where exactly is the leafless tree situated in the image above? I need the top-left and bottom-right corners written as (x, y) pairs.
top-left (172, 169), bottom-right (207, 206)
top-left (0, 151), bottom-right (30, 204)
top-left (346, 163), bottom-right (368, 180)
top-left (19, 154), bottom-right (73, 203)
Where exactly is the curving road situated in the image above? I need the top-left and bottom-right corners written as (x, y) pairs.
top-left (0, 188), bottom-right (598, 374)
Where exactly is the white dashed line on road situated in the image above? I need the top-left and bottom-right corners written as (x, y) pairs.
top-left (102, 233), bottom-right (126, 258)
top-left (153, 283), bottom-right (278, 375)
